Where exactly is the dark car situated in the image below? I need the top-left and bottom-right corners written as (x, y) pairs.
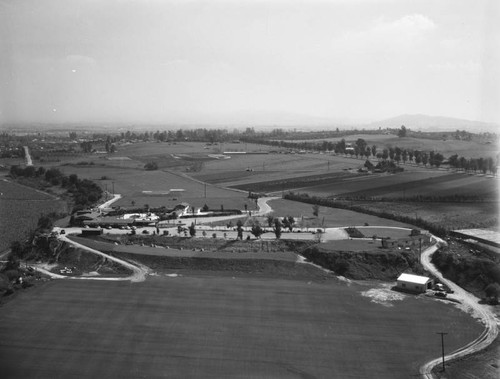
top-left (435, 291), bottom-right (447, 298)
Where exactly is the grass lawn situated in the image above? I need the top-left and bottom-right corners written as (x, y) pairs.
top-left (268, 199), bottom-right (415, 228)
top-left (0, 275), bottom-right (482, 378)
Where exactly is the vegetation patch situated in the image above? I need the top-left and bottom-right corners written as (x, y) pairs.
top-left (301, 244), bottom-right (424, 280)
top-left (431, 240), bottom-right (500, 301)
top-left (345, 227), bottom-right (365, 238)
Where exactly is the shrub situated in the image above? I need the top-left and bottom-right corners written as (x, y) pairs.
top-left (345, 227), bottom-right (364, 238)
top-left (144, 162), bottom-right (158, 170)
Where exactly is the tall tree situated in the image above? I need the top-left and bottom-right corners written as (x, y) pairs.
top-left (273, 219), bottom-right (282, 239)
top-left (398, 125), bottom-right (407, 138)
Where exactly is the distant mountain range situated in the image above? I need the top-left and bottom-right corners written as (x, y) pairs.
top-left (206, 111), bottom-right (498, 132)
top-left (368, 114), bottom-right (498, 133)
top-left (5, 112), bottom-right (498, 133)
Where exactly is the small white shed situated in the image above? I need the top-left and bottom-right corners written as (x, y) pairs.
top-left (396, 273), bottom-right (433, 293)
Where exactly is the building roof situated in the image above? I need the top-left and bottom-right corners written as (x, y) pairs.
top-left (397, 273), bottom-right (431, 285)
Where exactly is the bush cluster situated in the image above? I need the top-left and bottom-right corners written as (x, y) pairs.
top-left (9, 165), bottom-right (103, 211)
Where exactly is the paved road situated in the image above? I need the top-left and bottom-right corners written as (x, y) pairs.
top-left (419, 237), bottom-right (499, 378)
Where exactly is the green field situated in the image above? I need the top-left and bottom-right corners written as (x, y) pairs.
top-left (0, 275), bottom-right (482, 378)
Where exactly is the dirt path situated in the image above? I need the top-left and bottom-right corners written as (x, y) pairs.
top-left (419, 238), bottom-right (499, 378)
top-left (34, 235), bottom-right (149, 282)
top-left (23, 146), bottom-right (33, 166)
top-left (98, 193), bottom-right (122, 209)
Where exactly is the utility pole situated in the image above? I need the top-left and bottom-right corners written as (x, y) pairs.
top-left (112, 181), bottom-right (115, 196)
top-left (204, 183), bottom-right (207, 198)
top-left (437, 332), bottom-right (448, 372)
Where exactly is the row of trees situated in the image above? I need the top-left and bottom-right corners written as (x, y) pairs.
top-left (448, 154), bottom-right (497, 175)
top-left (243, 134), bottom-right (498, 174)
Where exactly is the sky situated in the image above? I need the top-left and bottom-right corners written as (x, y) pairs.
top-left (1, 0), bottom-right (499, 126)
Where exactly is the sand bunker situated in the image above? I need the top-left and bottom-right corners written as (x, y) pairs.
top-left (361, 283), bottom-right (406, 307)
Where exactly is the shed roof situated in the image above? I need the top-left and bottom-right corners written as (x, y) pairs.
top-left (397, 273), bottom-right (431, 285)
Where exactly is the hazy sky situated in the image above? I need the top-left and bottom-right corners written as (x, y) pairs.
top-left (1, 0), bottom-right (499, 125)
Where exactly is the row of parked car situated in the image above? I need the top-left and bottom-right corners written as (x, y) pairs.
top-left (433, 282), bottom-right (453, 298)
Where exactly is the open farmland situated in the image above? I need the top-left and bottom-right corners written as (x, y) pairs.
top-left (192, 152), bottom-right (357, 187)
top-left (292, 170), bottom-right (499, 200)
top-left (0, 179), bottom-right (67, 252)
top-left (57, 165), bottom-right (256, 211)
top-left (334, 172), bottom-right (498, 200)
top-left (277, 134), bottom-right (499, 159)
top-left (0, 275), bottom-right (482, 379)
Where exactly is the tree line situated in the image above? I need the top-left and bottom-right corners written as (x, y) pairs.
top-left (9, 165), bottom-right (103, 212)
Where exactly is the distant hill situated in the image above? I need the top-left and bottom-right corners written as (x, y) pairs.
top-left (369, 114), bottom-right (498, 133)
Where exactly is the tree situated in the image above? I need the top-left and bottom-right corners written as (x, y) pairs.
top-left (485, 283), bottom-right (500, 304)
top-left (365, 147), bottom-right (371, 159)
top-left (388, 147), bottom-right (395, 161)
top-left (312, 204), bottom-right (319, 217)
top-left (251, 220), bottom-right (263, 239)
top-left (422, 153), bottom-right (429, 166)
top-left (382, 149), bottom-right (389, 160)
top-left (286, 216), bottom-right (295, 231)
top-left (10, 240), bottom-right (25, 260)
top-left (273, 219), bottom-right (282, 239)
top-left (364, 159), bottom-right (374, 170)
top-left (315, 229), bottom-right (324, 243)
top-left (401, 149), bottom-right (408, 164)
top-left (371, 145), bottom-right (377, 157)
top-left (355, 138), bottom-right (367, 157)
top-left (398, 125), bottom-right (407, 138)
top-left (37, 214), bottom-right (54, 231)
top-left (266, 214), bottom-right (275, 227)
top-left (236, 220), bottom-right (244, 240)
top-left (189, 222), bottom-right (196, 237)
top-left (80, 141), bottom-right (93, 153)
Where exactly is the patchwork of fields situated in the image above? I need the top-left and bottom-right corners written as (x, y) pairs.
top-left (0, 276), bottom-right (482, 379)
top-left (0, 137), bottom-right (497, 378)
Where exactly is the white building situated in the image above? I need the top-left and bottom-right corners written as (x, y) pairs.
top-left (396, 273), bottom-right (433, 293)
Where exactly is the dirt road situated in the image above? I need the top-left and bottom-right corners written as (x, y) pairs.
top-left (34, 235), bottom-right (149, 282)
top-left (419, 239), bottom-right (499, 378)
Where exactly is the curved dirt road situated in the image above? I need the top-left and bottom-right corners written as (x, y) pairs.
top-left (35, 235), bottom-right (149, 282)
top-left (419, 239), bottom-right (499, 378)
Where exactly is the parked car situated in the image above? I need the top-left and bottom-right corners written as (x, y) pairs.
top-left (434, 291), bottom-right (447, 298)
top-left (60, 229), bottom-right (65, 234)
